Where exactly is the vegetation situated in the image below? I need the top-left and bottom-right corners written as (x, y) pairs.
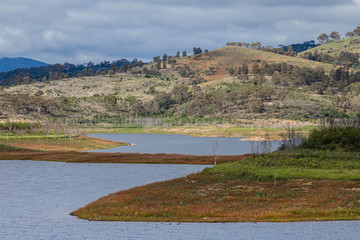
top-left (71, 126), bottom-right (360, 222)
top-left (302, 125), bottom-right (360, 151)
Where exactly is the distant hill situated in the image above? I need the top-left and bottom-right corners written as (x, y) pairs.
top-left (175, 46), bottom-right (335, 81)
top-left (300, 36), bottom-right (360, 57)
top-left (0, 57), bottom-right (48, 72)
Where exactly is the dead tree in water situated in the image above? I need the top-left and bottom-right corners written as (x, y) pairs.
top-left (279, 126), bottom-right (304, 150)
top-left (212, 141), bottom-right (219, 165)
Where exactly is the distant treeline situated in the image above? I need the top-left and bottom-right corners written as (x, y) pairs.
top-left (0, 59), bottom-right (140, 87)
top-left (226, 40), bottom-right (320, 56)
top-left (280, 40), bottom-right (320, 53)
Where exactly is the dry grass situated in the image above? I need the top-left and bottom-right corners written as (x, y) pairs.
top-left (0, 136), bottom-right (125, 151)
top-left (4, 73), bottom-right (182, 101)
top-left (176, 46), bottom-right (335, 82)
top-left (0, 144), bottom-right (247, 164)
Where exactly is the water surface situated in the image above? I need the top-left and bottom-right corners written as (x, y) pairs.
top-left (1, 160), bottom-right (360, 240)
top-left (89, 133), bottom-right (282, 155)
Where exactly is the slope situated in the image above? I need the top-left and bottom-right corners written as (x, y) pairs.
top-left (175, 46), bottom-right (336, 81)
top-left (299, 36), bottom-right (360, 57)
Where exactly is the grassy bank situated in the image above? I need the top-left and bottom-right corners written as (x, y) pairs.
top-left (86, 124), bottom-right (314, 140)
top-left (71, 150), bottom-right (360, 222)
top-left (0, 135), bottom-right (126, 151)
top-left (0, 144), bottom-right (246, 164)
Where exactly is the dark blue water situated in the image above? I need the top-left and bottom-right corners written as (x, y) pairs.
top-left (1, 160), bottom-right (360, 240)
top-left (88, 133), bottom-right (282, 155)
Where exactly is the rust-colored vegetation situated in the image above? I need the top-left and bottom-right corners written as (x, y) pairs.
top-left (71, 125), bottom-right (360, 222)
top-left (71, 171), bottom-right (360, 222)
top-left (0, 143), bottom-right (246, 164)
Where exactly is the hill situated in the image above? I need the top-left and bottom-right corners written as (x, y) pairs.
top-left (0, 46), bottom-right (359, 123)
top-left (300, 36), bottom-right (360, 57)
top-left (176, 46), bottom-right (335, 82)
top-left (0, 57), bottom-right (48, 72)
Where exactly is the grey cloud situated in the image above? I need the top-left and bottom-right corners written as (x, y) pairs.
top-left (0, 0), bottom-right (359, 64)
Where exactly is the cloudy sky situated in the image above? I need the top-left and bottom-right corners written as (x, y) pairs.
top-left (0, 0), bottom-right (359, 64)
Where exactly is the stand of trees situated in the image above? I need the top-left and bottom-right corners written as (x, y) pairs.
top-left (0, 59), bottom-right (139, 87)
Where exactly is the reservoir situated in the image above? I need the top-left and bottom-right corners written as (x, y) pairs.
top-left (1, 134), bottom-right (360, 239)
top-left (88, 133), bottom-right (282, 155)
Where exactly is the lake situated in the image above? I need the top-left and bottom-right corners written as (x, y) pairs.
top-left (2, 133), bottom-right (360, 240)
top-left (88, 133), bottom-right (282, 155)
top-left (1, 160), bottom-right (360, 240)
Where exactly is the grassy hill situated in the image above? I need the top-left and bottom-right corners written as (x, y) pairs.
top-left (300, 36), bottom-right (360, 58)
top-left (176, 46), bottom-right (335, 82)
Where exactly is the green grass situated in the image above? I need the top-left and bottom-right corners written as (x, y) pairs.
top-left (207, 150), bottom-right (360, 181)
top-left (300, 36), bottom-right (360, 57)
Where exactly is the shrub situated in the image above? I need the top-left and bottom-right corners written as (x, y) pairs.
top-left (302, 126), bottom-right (360, 151)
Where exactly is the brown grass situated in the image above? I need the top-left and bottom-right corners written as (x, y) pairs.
top-left (0, 144), bottom-right (247, 164)
top-left (0, 136), bottom-right (125, 151)
top-left (71, 172), bottom-right (360, 222)
top-left (176, 46), bottom-right (335, 82)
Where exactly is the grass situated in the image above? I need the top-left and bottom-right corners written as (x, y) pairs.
top-left (300, 36), bottom-right (360, 57)
top-left (71, 149), bottom-right (360, 222)
top-left (87, 123), bottom-right (315, 140)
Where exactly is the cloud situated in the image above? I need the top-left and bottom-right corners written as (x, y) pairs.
top-left (0, 1), bottom-right (359, 64)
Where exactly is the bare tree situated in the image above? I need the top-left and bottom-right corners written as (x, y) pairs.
top-left (260, 133), bottom-right (272, 154)
top-left (212, 141), bottom-right (219, 165)
top-left (279, 126), bottom-right (305, 150)
top-left (250, 140), bottom-right (260, 157)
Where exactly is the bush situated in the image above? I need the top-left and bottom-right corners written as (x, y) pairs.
top-left (302, 126), bottom-right (360, 151)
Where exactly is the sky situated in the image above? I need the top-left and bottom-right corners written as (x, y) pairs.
top-left (0, 0), bottom-right (359, 64)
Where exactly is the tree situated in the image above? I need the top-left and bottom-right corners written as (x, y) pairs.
top-left (317, 33), bottom-right (329, 45)
top-left (162, 60), bottom-right (167, 69)
top-left (171, 85), bottom-right (190, 104)
top-left (156, 59), bottom-right (162, 70)
top-left (228, 68), bottom-right (235, 76)
top-left (330, 31), bottom-right (341, 41)
top-left (339, 51), bottom-right (359, 69)
top-left (182, 51), bottom-right (187, 57)
top-left (242, 63), bottom-right (249, 75)
top-left (162, 54), bottom-right (168, 62)
top-left (354, 26), bottom-right (360, 36)
top-left (251, 64), bottom-right (260, 74)
top-left (108, 70), bottom-right (115, 77)
top-left (193, 47), bottom-right (202, 55)
top-left (345, 32), bottom-right (355, 38)
top-left (176, 51), bottom-right (180, 58)
top-left (212, 141), bottom-right (218, 165)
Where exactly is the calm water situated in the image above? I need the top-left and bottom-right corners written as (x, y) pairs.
top-left (2, 160), bottom-right (360, 240)
top-left (2, 134), bottom-right (360, 239)
top-left (89, 133), bottom-right (282, 155)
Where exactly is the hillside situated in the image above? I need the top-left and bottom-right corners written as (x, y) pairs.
top-left (176, 46), bottom-right (335, 82)
top-left (300, 36), bottom-right (360, 57)
top-left (0, 46), bottom-right (359, 123)
top-left (0, 57), bottom-right (48, 72)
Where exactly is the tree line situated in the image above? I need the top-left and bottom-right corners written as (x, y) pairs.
top-left (0, 59), bottom-right (140, 87)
